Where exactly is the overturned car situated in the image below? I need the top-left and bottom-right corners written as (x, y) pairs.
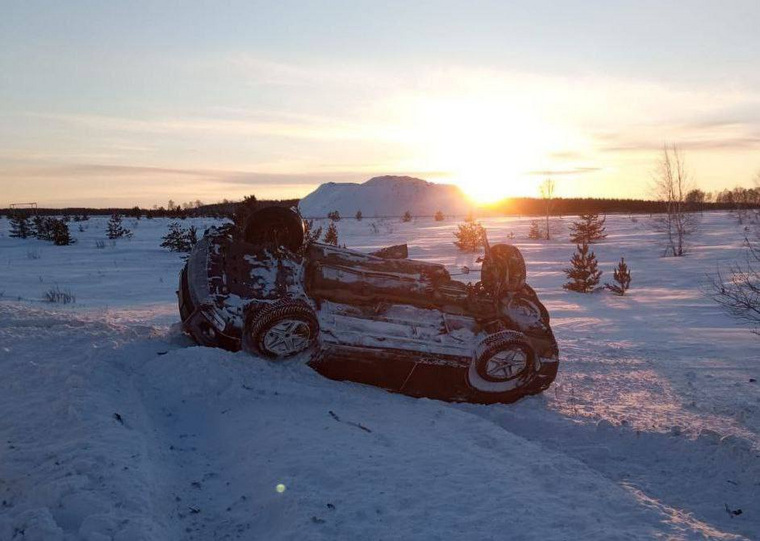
top-left (178, 207), bottom-right (559, 404)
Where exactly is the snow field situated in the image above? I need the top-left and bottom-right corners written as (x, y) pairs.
top-left (1, 212), bottom-right (758, 540)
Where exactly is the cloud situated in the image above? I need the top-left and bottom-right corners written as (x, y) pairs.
top-left (526, 167), bottom-right (602, 176)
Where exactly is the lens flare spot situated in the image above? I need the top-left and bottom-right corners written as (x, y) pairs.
top-left (276, 483), bottom-right (286, 493)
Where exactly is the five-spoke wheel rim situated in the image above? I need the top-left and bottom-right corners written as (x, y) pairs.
top-left (484, 348), bottom-right (529, 381)
top-left (262, 319), bottom-right (312, 356)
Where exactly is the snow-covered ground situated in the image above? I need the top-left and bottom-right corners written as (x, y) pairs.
top-left (1, 212), bottom-right (758, 540)
top-left (298, 176), bottom-right (470, 218)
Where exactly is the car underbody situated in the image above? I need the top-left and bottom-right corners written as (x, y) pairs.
top-left (178, 208), bottom-right (559, 404)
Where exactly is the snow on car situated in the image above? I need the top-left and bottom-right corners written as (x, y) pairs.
top-left (179, 207), bottom-right (559, 403)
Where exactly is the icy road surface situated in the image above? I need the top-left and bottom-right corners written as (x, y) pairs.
top-left (1, 213), bottom-right (758, 540)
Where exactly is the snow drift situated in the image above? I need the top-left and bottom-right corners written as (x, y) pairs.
top-left (298, 176), bottom-right (470, 218)
top-left (1, 213), bottom-right (759, 540)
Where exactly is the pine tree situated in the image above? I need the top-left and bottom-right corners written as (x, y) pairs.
top-left (355, 210), bottom-right (363, 221)
top-left (327, 210), bottom-right (341, 222)
top-left (9, 212), bottom-right (32, 239)
top-left (160, 222), bottom-right (197, 252)
top-left (304, 219), bottom-right (323, 245)
top-left (563, 243), bottom-right (602, 293)
top-left (569, 213), bottom-right (607, 244)
top-left (233, 195), bottom-right (258, 231)
top-left (50, 218), bottom-right (74, 246)
top-left (107, 213), bottom-right (132, 240)
top-left (606, 257), bottom-right (631, 296)
top-left (434, 210), bottom-right (445, 221)
top-left (324, 222), bottom-right (339, 246)
top-left (453, 221), bottom-right (485, 252)
top-left (32, 216), bottom-right (53, 241)
top-left (527, 220), bottom-right (543, 240)
top-left (402, 211), bottom-right (412, 223)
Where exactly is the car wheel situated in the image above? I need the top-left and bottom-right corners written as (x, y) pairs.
top-left (243, 299), bottom-right (319, 358)
top-left (243, 206), bottom-right (305, 252)
top-left (481, 244), bottom-right (526, 295)
top-left (502, 290), bottom-right (550, 330)
top-left (467, 331), bottom-right (537, 393)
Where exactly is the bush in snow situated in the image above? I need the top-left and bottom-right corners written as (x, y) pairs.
top-left (160, 222), bottom-right (198, 253)
top-left (434, 210), bottom-right (445, 221)
top-left (453, 221), bottom-right (485, 252)
top-left (24, 216), bottom-right (74, 245)
top-left (605, 257), bottom-right (631, 296)
top-left (539, 178), bottom-right (556, 240)
top-left (304, 219), bottom-right (323, 246)
top-left (32, 215), bottom-right (53, 241)
top-left (402, 211), bottom-right (412, 223)
top-left (233, 194), bottom-right (258, 232)
top-left (107, 213), bottom-right (132, 240)
top-left (651, 144), bottom-right (699, 257)
top-left (707, 239), bottom-right (760, 334)
top-left (355, 210), bottom-right (363, 221)
top-left (563, 243), bottom-right (602, 293)
top-left (324, 222), bottom-right (339, 246)
top-left (9, 212), bottom-right (32, 239)
top-left (327, 210), bottom-right (341, 222)
top-left (44, 285), bottom-right (76, 304)
top-left (49, 218), bottom-right (75, 246)
top-left (569, 213), bottom-right (607, 244)
top-left (527, 220), bottom-right (543, 240)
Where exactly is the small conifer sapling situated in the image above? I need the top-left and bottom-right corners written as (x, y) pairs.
top-left (563, 243), bottom-right (603, 293)
top-left (9, 212), bottom-right (32, 239)
top-left (453, 221), bottom-right (485, 252)
top-left (107, 213), bottom-right (133, 240)
top-left (606, 257), bottom-right (631, 296)
top-left (569, 213), bottom-right (607, 244)
top-left (50, 219), bottom-right (74, 245)
top-left (528, 220), bottom-right (543, 240)
top-left (324, 222), bottom-right (339, 246)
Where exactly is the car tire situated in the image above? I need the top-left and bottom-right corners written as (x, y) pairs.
top-left (243, 206), bottom-right (305, 252)
top-left (502, 288), bottom-right (550, 331)
top-left (481, 244), bottom-right (526, 295)
top-left (467, 330), bottom-right (537, 394)
top-left (243, 298), bottom-right (319, 358)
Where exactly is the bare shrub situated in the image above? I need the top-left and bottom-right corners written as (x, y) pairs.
top-left (707, 239), bottom-right (760, 333)
top-left (44, 286), bottom-right (76, 304)
top-left (651, 145), bottom-right (700, 256)
top-left (539, 178), bottom-right (555, 240)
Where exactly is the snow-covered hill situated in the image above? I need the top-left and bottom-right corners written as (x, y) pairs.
top-left (298, 175), bottom-right (471, 218)
top-left (1, 213), bottom-right (759, 540)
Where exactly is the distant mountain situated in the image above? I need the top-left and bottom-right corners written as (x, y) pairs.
top-left (298, 176), bottom-right (470, 218)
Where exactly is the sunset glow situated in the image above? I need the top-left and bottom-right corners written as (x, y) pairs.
top-left (1, 2), bottom-right (759, 207)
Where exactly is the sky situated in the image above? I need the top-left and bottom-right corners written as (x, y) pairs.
top-left (1, 0), bottom-right (759, 208)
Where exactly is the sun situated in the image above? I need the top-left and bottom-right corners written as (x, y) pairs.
top-left (397, 94), bottom-right (580, 203)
